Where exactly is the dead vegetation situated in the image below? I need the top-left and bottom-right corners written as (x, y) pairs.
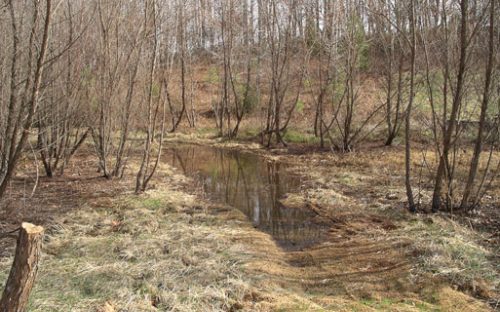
top-left (1, 142), bottom-right (498, 311)
top-left (0, 0), bottom-right (498, 310)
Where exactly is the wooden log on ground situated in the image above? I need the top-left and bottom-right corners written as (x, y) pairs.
top-left (1, 223), bottom-right (44, 312)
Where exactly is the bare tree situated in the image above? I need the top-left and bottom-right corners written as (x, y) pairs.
top-left (373, 0), bottom-right (408, 146)
top-left (0, 0), bottom-right (53, 197)
top-left (136, 0), bottom-right (166, 193)
top-left (36, 0), bottom-right (91, 177)
top-left (405, 0), bottom-right (417, 213)
top-left (260, 0), bottom-right (306, 147)
top-left (460, 0), bottom-right (498, 210)
top-left (90, 0), bottom-right (144, 179)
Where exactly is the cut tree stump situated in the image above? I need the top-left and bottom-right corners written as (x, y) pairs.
top-left (1, 223), bottom-right (44, 312)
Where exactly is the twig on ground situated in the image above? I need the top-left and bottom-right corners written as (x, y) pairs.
top-left (0, 227), bottom-right (20, 239)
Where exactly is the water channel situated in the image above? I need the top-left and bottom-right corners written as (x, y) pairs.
top-left (163, 144), bottom-right (325, 249)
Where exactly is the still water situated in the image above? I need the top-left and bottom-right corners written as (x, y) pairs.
top-left (163, 144), bottom-right (324, 249)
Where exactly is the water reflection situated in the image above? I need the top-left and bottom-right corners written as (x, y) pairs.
top-left (163, 145), bottom-right (324, 249)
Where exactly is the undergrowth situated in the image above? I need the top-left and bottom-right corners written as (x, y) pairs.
top-left (403, 216), bottom-right (498, 298)
top-left (1, 188), bottom-right (256, 311)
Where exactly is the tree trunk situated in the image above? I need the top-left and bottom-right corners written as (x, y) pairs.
top-left (1, 223), bottom-right (44, 312)
top-left (405, 0), bottom-right (417, 213)
top-left (431, 0), bottom-right (469, 212)
top-left (0, 0), bottom-right (52, 198)
top-left (460, 0), bottom-right (495, 210)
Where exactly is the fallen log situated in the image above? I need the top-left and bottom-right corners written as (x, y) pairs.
top-left (1, 223), bottom-right (44, 312)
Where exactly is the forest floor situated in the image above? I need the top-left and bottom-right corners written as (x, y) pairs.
top-left (0, 134), bottom-right (499, 311)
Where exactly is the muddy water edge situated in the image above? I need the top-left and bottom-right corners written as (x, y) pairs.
top-left (162, 144), bottom-right (329, 250)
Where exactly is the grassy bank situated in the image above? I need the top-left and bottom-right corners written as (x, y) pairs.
top-left (0, 138), bottom-right (498, 311)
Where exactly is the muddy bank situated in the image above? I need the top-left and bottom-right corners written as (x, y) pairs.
top-left (163, 144), bottom-right (332, 250)
top-left (0, 141), bottom-right (497, 311)
top-left (163, 138), bottom-right (499, 308)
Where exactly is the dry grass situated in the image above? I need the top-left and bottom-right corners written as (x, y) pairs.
top-left (1, 182), bottom-right (267, 311)
top-left (405, 216), bottom-right (499, 299)
top-left (248, 139), bottom-right (499, 308)
top-left (1, 139), bottom-right (498, 311)
top-left (0, 164), bottom-right (353, 311)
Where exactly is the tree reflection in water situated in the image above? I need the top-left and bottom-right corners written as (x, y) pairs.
top-left (164, 145), bottom-right (326, 250)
